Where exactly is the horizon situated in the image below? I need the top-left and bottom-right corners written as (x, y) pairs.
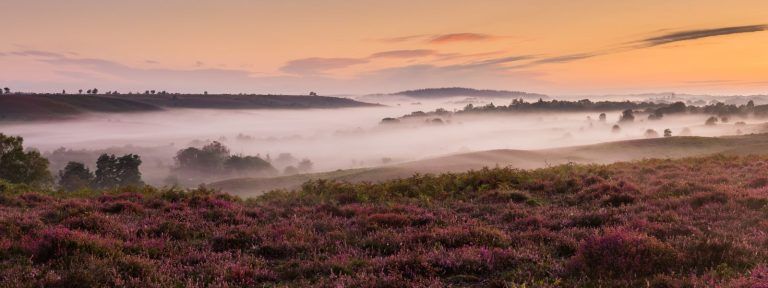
top-left (1, 1), bottom-right (767, 95)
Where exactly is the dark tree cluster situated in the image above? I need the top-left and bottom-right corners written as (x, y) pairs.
top-left (173, 141), bottom-right (276, 177)
top-left (58, 154), bottom-right (144, 191)
top-left (0, 134), bottom-right (51, 187)
top-left (385, 99), bottom-right (768, 124)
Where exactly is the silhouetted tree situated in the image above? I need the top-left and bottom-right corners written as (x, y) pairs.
top-left (309, 91), bottom-right (318, 96)
top-left (3, 87), bottom-right (10, 94)
top-left (705, 116), bottom-right (718, 126)
top-left (224, 155), bottom-right (275, 174)
top-left (283, 165), bottom-right (299, 175)
top-left (79, 89), bottom-right (83, 94)
top-left (598, 113), bottom-right (606, 122)
top-left (93, 154), bottom-right (143, 189)
top-left (174, 141), bottom-right (230, 172)
top-left (92, 88), bottom-right (98, 94)
top-left (648, 110), bottom-right (663, 120)
top-left (611, 124), bottom-right (621, 133)
top-left (644, 129), bottom-right (659, 138)
top-left (618, 109), bottom-right (635, 123)
top-left (297, 159), bottom-right (314, 173)
top-left (663, 129), bottom-right (672, 137)
top-left (58, 162), bottom-right (94, 191)
top-left (0, 134), bottom-right (52, 186)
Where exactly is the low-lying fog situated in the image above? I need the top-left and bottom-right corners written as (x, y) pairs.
top-left (1, 97), bottom-right (761, 186)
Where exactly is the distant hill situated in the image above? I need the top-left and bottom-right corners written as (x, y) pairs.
top-left (390, 87), bottom-right (548, 99)
top-left (0, 93), bottom-right (377, 121)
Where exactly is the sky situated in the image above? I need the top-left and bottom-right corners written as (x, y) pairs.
top-left (1, 0), bottom-right (767, 95)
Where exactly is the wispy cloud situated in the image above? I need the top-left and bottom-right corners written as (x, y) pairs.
top-left (377, 33), bottom-right (499, 44)
top-left (378, 34), bottom-right (430, 43)
top-left (520, 24), bottom-right (768, 68)
top-left (369, 49), bottom-right (437, 59)
top-left (429, 33), bottom-right (496, 44)
top-left (9, 50), bottom-right (65, 58)
top-left (280, 57), bottom-right (368, 75)
top-left (640, 24), bottom-right (767, 47)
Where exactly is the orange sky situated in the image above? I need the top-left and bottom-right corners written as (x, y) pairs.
top-left (1, 0), bottom-right (767, 95)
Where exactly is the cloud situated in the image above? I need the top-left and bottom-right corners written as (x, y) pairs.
top-left (369, 49), bottom-right (437, 59)
top-left (10, 50), bottom-right (65, 58)
top-left (531, 52), bottom-right (601, 64)
top-left (280, 57), bottom-right (368, 75)
top-left (429, 33), bottom-right (496, 44)
top-left (377, 34), bottom-right (430, 43)
top-left (641, 24), bottom-right (767, 46)
top-left (518, 24), bottom-right (768, 68)
top-left (447, 55), bottom-right (535, 70)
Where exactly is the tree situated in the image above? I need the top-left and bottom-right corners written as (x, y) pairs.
top-left (79, 89), bottom-right (83, 94)
top-left (309, 91), bottom-right (318, 96)
top-left (174, 141), bottom-right (230, 172)
top-left (663, 129), bottom-right (672, 137)
top-left (618, 109), bottom-right (635, 123)
top-left (0, 134), bottom-right (52, 186)
top-left (611, 124), bottom-right (621, 133)
top-left (747, 100), bottom-right (755, 109)
top-left (644, 129), bottom-right (659, 138)
top-left (92, 88), bottom-right (99, 94)
top-left (58, 162), bottom-right (94, 191)
top-left (598, 113), bottom-right (607, 122)
top-left (3, 87), bottom-right (10, 94)
top-left (705, 116), bottom-right (718, 126)
top-left (297, 159), bottom-right (313, 173)
top-left (224, 155), bottom-right (275, 175)
top-left (93, 153), bottom-right (143, 189)
top-left (86, 89), bottom-right (92, 94)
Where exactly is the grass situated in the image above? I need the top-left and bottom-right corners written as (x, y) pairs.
top-left (3, 155), bottom-right (768, 286)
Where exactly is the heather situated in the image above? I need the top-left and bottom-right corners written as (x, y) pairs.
top-left (3, 155), bottom-right (768, 286)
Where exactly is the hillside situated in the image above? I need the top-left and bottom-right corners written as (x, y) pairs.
top-left (0, 93), bottom-right (376, 121)
top-left (389, 87), bottom-right (548, 99)
top-left (4, 155), bottom-right (768, 286)
top-left (212, 133), bottom-right (768, 196)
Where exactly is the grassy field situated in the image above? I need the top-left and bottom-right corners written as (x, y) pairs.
top-left (212, 133), bottom-right (768, 197)
top-left (0, 93), bottom-right (376, 120)
top-left (4, 155), bottom-right (768, 286)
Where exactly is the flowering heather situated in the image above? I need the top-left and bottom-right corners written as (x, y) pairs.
top-left (3, 155), bottom-right (768, 286)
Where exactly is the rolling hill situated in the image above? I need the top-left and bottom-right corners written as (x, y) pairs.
top-left (0, 93), bottom-right (377, 121)
top-left (388, 87), bottom-right (548, 99)
top-left (211, 133), bottom-right (768, 196)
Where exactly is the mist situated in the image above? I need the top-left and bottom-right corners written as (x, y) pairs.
top-left (0, 96), bottom-right (760, 186)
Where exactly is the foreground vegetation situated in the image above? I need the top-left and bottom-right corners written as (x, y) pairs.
top-left (2, 154), bottom-right (768, 286)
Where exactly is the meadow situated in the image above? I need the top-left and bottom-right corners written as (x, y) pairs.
top-left (2, 154), bottom-right (768, 287)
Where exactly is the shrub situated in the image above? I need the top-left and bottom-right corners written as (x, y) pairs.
top-left (568, 231), bottom-right (679, 278)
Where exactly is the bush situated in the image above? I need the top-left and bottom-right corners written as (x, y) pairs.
top-left (568, 231), bottom-right (679, 278)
